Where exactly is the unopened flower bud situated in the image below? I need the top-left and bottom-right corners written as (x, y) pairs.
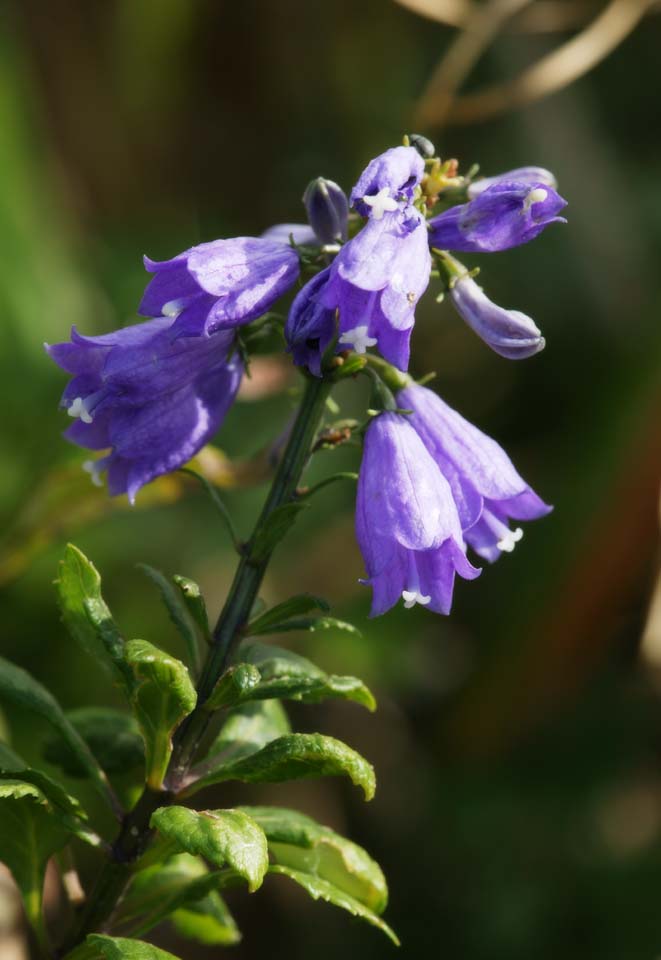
top-left (407, 134), bottom-right (436, 159)
top-left (303, 177), bottom-right (349, 244)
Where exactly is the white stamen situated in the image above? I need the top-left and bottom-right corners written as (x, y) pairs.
top-left (523, 187), bottom-right (548, 212)
top-left (363, 187), bottom-right (398, 220)
top-left (67, 397), bottom-right (94, 424)
top-left (162, 298), bottom-right (187, 318)
top-left (402, 590), bottom-right (432, 610)
top-left (496, 527), bottom-right (523, 553)
top-left (82, 460), bottom-right (104, 488)
top-left (338, 325), bottom-right (377, 354)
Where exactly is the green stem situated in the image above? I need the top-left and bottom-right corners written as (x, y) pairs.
top-left (60, 373), bottom-right (331, 954)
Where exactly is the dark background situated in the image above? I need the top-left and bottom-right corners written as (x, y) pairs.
top-left (1, 1), bottom-right (661, 958)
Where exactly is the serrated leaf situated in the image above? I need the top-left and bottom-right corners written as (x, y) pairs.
top-left (269, 866), bottom-right (399, 945)
top-left (138, 565), bottom-right (203, 676)
top-left (117, 853), bottom-right (240, 945)
top-left (247, 594), bottom-right (330, 635)
top-left (249, 501), bottom-right (308, 564)
top-left (220, 641), bottom-right (376, 711)
top-left (151, 807), bottom-right (268, 892)
top-left (43, 708), bottom-right (144, 779)
top-left (238, 806), bottom-right (387, 912)
top-left (125, 641), bottom-right (196, 789)
top-left (186, 733), bottom-right (376, 800)
top-left (172, 576), bottom-right (211, 643)
top-left (0, 772), bottom-right (100, 941)
top-left (0, 656), bottom-right (117, 813)
top-left (86, 935), bottom-right (182, 960)
top-left (56, 544), bottom-right (133, 692)
top-left (206, 699), bottom-right (291, 763)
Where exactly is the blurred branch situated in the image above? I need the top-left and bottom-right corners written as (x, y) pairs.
top-left (396, 0), bottom-right (661, 32)
top-left (412, 0), bottom-right (659, 129)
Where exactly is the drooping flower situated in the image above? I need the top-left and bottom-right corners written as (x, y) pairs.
top-left (284, 267), bottom-right (336, 377)
top-left (46, 318), bottom-right (242, 502)
top-left (428, 179), bottom-right (567, 253)
top-left (350, 146), bottom-right (425, 219)
top-left (356, 413), bottom-right (480, 616)
top-left (449, 274), bottom-right (545, 360)
top-left (468, 166), bottom-right (557, 199)
top-left (397, 383), bottom-right (551, 562)
top-left (139, 237), bottom-right (300, 338)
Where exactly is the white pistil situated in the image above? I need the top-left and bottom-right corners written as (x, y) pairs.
top-left (67, 396), bottom-right (94, 424)
top-left (496, 527), bottom-right (523, 553)
top-left (402, 590), bottom-right (432, 610)
top-left (82, 460), bottom-right (104, 488)
top-left (162, 298), bottom-right (187, 318)
top-left (338, 325), bottom-right (377, 354)
top-left (523, 187), bottom-right (548, 212)
top-left (363, 187), bottom-right (398, 220)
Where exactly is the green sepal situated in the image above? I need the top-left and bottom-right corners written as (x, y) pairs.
top-left (150, 807), bottom-right (268, 893)
top-left (269, 866), bottom-right (399, 945)
top-left (43, 707), bottom-right (144, 779)
top-left (84, 935), bottom-right (183, 960)
top-left (248, 501), bottom-right (308, 564)
top-left (0, 656), bottom-right (118, 813)
top-left (185, 732), bottom-right (376, 800)
top-left (116, 853), bottom-right (240, 946)
top-left (247, 594), bottom-right (330, 635)
top-left (206, 699), bottom-right (291, 763)
top-left (55, 544), bottom-right (133, 692)
top-left (137, 565), bottom-right (203, 675)
top-left (238, 806), bottom-right (387, 912)
top-left (124, 640), bottom-right (197, 790)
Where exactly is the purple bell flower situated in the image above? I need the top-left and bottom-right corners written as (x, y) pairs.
top-left (261, 223), bottom-right (318, 246)
top-left (139, 237), bottom-right (300, 338)
top-left (350, 146), bottom-right (425, 219)
top-left (450, 274), bottom-right (545, 360)
top-left (46, 319), bottom-right (242, 503)
top-left (468, 166), bottom-right (557, 199)
top-left (397, 383), bottom-right (551, 563)
top-left (428, 179), bottom-right (567, 253)
top-left (303, 177), bottom-right (349, 244)
top-left (284, 267), bottom-right (336, 377)
top-left (356, 413), bottom-right (480, 616)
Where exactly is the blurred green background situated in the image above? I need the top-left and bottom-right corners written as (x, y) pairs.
top-left (1, 1), bottom-right (661, 958)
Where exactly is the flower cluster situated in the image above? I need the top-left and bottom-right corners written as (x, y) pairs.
top-left (48, 137), bottom-right (565, 615)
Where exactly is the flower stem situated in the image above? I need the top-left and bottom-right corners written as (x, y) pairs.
top-left (60, 373), bottom-right (332, 953)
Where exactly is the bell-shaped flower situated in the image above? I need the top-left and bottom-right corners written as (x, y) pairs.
top-left (46, 318), bottom-right (242, 503)
top-left (429, 179), bottom-right (566, 253)
top-left (350, 146), bottom-right (425, 220)
top-left (468, 166), bottom-right (557, 199)
top-left (139, 237), bottom-right (300, 338)
top-left (450, 274), bottom-right (545, 360)
top-left (284, 267), bottom-right (336, 377)
top-left (397, 383), bottom-right (551, 563)
top-left (303, 177), bottom-right (349, 244)
top-left (356, 413), bottom-right (480, 616)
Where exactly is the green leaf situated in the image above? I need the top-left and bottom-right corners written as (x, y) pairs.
top-left (151, 807), bottom-right (268, 892)
top-left (206, 699), bottom-right (291, 763)
top-left (249, 501), bottom-right (308, 564)
top-left (238, 806), bottom-right (387, 912)
top-left (187, 733), bottom-right (376, 800)
top-left (0, 772), bottom-right (101, 941)
top-left (209, 641), bottom-right (375, 712)
top-left (125, 640), bottom-right (197, 790)
top-left (43, 708), bottom-right (144, 779)
top-left (55, 544), bottom-right (133, 692)
top-left (247, 594), bottom-right (330, 635)
top-left (117, 853), bottom-right (240, 946)
top-left (0, 740), bottom-right (24, 771)
top-left (0, 656), bottom-right (118, 813)
top-left (258, 615), bottom-right (361, 637)
top-left (269, 866), bottom-right (399, 945)
top-left (138, 565), bottom-right (203, 676)
top-left (86, 935), bottom-right (182, 960)
top-left (172, 576), bottom-right (210, 643)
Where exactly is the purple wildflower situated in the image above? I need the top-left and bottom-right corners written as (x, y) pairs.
top-left (284, 267), bottom-right (336, 377)
top-left (261, 223), bottom-right (318, 246)
top-left (429, 180), bottom-right (567, 254)
top-left (350, 146), bottom-right (425, 219)
top-left (450, 274), bottom-right (545, 360)
top-left (398, 383), bottom-right (551, 563)
top-left (139, 237), bottom-right (300, 338)
top-left (46, 319), bottom-right (242, 503)
top-left (356, 413), bottom-right (480, 616)
top-left (303, 178), bottom-right (349, 244)
top-left (468, 166), bottom-right (557, 199)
